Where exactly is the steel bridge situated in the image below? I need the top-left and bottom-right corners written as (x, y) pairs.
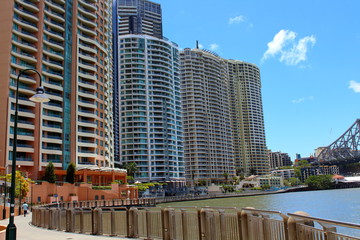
top-left (316, 119), bottom-right (360, 165)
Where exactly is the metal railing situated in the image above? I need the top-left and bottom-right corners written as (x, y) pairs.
top-left (31, 202), bottom-right (360, 240)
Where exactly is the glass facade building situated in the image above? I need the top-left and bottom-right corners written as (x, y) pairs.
top-left (118, 35), bottom-right (184, 182)
top-left (0, 0), bottom-right (114, 178)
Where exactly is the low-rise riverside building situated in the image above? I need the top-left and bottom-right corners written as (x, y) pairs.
top-left (237, 175), bottom-right (284, 189)
top-left (29, 181), bottom-right (138, 204)
top-left (300, 165), bottom-right (339, 181)
top-left (271, 169), bottom-right (295, 179)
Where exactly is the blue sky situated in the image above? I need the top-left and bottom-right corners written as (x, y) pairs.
top-left (155, 0), bottom-right (360, 160)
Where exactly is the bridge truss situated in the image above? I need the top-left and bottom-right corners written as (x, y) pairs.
top-left (317, 119), bottom-right (360, 162)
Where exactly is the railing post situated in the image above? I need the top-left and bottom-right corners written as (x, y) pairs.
top-left (92, 208), bottom-right (103, 235)
top-left (79, 209), bottom-right (85, 234)
top-left (219, 209), bottom-right (226, 240)
top-left (237, 210), bottom-right (242, 240)
top-left (181, 209), bottom-right (188, 240)
top-left (240, 210), bottom-right (249, 240)
top-left (323, 226), bottom-right (337, 240)
top-left (49, 208), bottom-right (55, 230)
top-left (66, 208), bottom-right (75, 232)
top-left (146, 208), bottom-right (152, 240)
top-left (162, 207), bottom-right (176, 240)
top-left (128, 207), bottom-right (138, 238)
top-left (57, 208), bottom-right (62, 230)
top-left (287, 217), bottom-right (297, 240)
top-left (199, 208), bottom-right (209, 240)
top-left (110, 208), bottom-right (116, 236)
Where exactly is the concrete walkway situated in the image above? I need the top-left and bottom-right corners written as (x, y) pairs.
top-left (0, 213), bottom-right (135, 240)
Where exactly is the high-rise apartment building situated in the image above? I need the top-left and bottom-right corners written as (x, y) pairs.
top-left (115, 0), bottom-right (185, 182)
top-left (180, 49), bottom-right (269, 179)
top-left (268, 151), bottom-right (292, 170)
top-left (227, 60), bottom-right (269, 175)
top-left (117, 0), bottom-right (162, 38)
top-left (180, 48), bottom-right (235, 180)
top-left (0, 0), bottom-right (114, 179)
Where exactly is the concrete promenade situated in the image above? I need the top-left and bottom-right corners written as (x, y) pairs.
top-left (0, 213), bottom-right (135, 240)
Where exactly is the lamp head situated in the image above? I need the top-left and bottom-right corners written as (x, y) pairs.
top-left (29, 87), bottom-right (50, 103)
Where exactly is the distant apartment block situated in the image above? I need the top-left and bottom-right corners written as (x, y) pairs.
top-left (0, 0), bottom-right (114, 179)
top-left (180, 48), bottom-right (234, 180)
top-left (117, 0), bottom-right (162, 38)
top-left (271, 169), bottom-right (295, 179)
top-left (269, 151), bottom-right (292, 169)
top-left (300, 165), bottom-right (339, 181)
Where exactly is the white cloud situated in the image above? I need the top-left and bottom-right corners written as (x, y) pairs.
top-left (349, 80), bottom-right (360, 93)
top-left (262, 30), bottom-right (316, 66)
top-left (292, 96), bottom-right (314, 104)
top-left (210, 43), bottom-right (219, 51)
top-left (229, 15), bottom-right (246, 24)
top-left (198, 43), bottom-right (204, 49)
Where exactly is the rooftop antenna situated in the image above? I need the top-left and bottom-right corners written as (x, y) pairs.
top-left (196, 40), bottom-right (199, 49)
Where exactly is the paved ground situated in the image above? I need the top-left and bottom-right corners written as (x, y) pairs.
top-left (0, 213), bottom-right (134, 240)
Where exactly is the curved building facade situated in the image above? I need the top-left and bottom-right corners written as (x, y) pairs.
top-left (0, 0), bottom-right (114, 178)
top-left (180, 48), bottom-right (235, 180)
top-left (227, 60), bottom-right (269, 175)
top-left (119, 34), bottom-right (184, 182)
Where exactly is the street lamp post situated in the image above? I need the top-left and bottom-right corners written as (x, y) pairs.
top-left (3, 182), bottom-right (6, 219)
top-left (6, 69), bottom-right (50, 240)
top-left (17, 166), bottom-right (21, 216)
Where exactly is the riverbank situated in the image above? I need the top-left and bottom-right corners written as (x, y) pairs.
top-left (155, 185), bottom-right (309, 205)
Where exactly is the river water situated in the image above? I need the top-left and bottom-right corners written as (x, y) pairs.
top-left (158, 188), bottom-right (360, 235)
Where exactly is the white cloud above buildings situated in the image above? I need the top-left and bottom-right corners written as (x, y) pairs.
top-left (262, 30), bottom-right (316, 66)
top-left (228, 15), bottom-right (246, 24)
top-left (210, 43), bottom-right (219, 51)
top-left (292, 96), bottom-right (314, 104)
top-left (349, 80), bottom-right (360, 93)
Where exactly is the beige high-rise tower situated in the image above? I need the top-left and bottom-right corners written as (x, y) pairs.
top-left (0, 0), bottom-right (113, 179)
top-left (227, 60), bottom-right (269, 175)
top-left (180, 48), bottom-right (235, 181)
top-left (180, 48), bottom-right (269, 180)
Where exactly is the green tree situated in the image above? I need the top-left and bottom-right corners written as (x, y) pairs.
top-left (288, 177), bottom-right (300, 186)
top-left (223, 172), bottom-right (229, 183)
top-left (65, 162), bottom-right (76, 184)
top-left (249, 168), bottom-right (257, 175)
top-left (2, 171), bottom-right (31, 198)
top-left (123, 162), bottom-right (139, 178)
top-left (305, 175), bottom-right (333, 190)
top-left (44, 161), bottom-right (56, 183)
top-left (235, 167), bottom-right (244, 176)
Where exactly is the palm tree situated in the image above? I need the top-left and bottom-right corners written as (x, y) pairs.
top-left (223, 172), bottom-right (229, 184)
top-left (123, 162), bottom-right (139, 178)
